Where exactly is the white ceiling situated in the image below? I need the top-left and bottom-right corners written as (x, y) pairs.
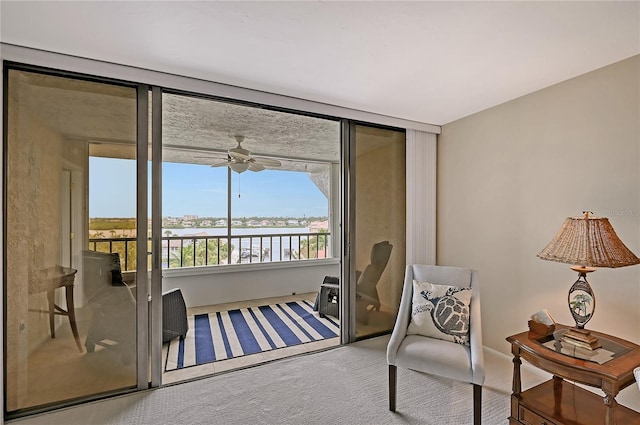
top-left (1, 1), bottom-right (639, 126)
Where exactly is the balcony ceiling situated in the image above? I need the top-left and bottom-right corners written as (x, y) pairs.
top-left (2, 1), bottom-right (639, 147)
top-left (13, 72), bottom-right (342, 167)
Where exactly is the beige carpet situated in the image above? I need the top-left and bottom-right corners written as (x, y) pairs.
top-left (12, 335), bottom-right (640, 425)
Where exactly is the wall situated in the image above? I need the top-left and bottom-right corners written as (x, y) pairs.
top-left (438, 55), bottom-right (640, 353)
top-left (162, 261), bottom-right (340, 307)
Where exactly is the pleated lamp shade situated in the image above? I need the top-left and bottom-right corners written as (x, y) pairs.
top-left (537, 213), bottom-right (640, 268)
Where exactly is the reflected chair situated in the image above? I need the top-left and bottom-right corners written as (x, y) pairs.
top-left (355, 241), bottom-right (393, 311)
top-left (387, 264), bottom-right (484, 425)
top-left (82, 251), bottom-right (136, 364)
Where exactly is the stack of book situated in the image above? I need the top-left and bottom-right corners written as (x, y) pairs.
top-left (561, 328), bottom-right (602, 351)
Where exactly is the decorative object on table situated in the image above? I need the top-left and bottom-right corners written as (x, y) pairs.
top-left (560, 327), bottom-right (602, 350)
top-left (537, 211), bottom-right (640, 331)
top-left (528, 309), bottom-right (556, 336)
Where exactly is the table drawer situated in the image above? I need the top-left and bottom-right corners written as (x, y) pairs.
top-left (519, 406), bottom-right (557, 425)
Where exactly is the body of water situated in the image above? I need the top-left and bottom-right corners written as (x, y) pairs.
top-left (164, 227), bottom-right (313, 237)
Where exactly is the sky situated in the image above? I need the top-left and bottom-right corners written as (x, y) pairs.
top-left (89, 157), bottom-right (329, 218)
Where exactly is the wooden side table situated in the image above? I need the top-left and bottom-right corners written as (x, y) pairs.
top-left (29, 265), bottom-right (81, 352)
top-left (507, 325), bottom-right (640, 425)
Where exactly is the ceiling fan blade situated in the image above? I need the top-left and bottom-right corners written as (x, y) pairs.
top-left (253, 157), bottom-right (281, 167)
top-left (193, 154), bottom-right (226, 159)
top-left (211, 161), bottom-right (231, 167)
top-left (248, 162), bottom-right (265, 172)
top-left (228, 151), bottom-right (250, 160)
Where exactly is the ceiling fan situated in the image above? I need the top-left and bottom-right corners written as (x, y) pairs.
top-left (207, 135), bottom-right (282, 173)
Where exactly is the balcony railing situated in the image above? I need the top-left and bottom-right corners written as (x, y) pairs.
top-left (88, 231), bottom-right (331, 271)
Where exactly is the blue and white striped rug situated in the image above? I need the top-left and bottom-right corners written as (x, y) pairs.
top-left (165, 299), bottom-right (339, 371)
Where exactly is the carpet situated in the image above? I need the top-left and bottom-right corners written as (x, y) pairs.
top-left (17, 336), bottom-right (583, 425)
top-left (165, 299), bottom-right (339, 371)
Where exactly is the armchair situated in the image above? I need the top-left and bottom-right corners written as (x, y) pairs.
top-left (386, 264), bottom-right (484, 425)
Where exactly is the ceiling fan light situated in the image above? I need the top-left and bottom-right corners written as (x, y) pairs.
top-left (229, 162), bottom-right (249, 173)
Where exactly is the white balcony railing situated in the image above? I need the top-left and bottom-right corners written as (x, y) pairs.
top-left (88, 231), bottom-right (331, 271)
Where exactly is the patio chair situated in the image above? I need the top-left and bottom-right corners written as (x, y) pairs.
top-left (162, 288), bottom-right (188, 343)
top-left (355, 241), bottom-right (393, 311)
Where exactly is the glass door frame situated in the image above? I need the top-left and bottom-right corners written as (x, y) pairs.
top-left (2, 63), bottom-right (159, 418)
top-left (342, 120), bottom-right (407, 343)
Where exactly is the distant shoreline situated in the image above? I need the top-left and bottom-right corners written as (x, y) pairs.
top-left (90, 216), bottom-right (328, 232)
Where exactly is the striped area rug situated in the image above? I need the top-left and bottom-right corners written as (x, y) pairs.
top-left (165, 299), bottom-right (339, 371)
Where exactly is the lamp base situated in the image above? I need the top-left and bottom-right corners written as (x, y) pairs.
top-left (568, 266), bottom-right (596, 329)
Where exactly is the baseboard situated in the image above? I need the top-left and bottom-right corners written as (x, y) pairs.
top-left (483, 345), bottom-right (551, 380)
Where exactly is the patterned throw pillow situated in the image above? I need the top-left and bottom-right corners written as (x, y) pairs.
top-left (407, 280), bottom-right (472, 346)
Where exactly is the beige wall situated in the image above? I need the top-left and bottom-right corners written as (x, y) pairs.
top-left (438, 55), bottom-right (640, 353)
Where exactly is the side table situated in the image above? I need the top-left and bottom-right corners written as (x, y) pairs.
top-left (507, 325), bottom-right (640, 425)
top-left (29, 266), bottom-right (81, 352)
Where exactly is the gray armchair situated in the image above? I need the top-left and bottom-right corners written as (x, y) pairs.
top-left (386, 264), bottom-right (484, 425)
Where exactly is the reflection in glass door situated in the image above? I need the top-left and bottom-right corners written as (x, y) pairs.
top-left (353, 125), bottom-right (406, 339)
top-left (5, 69), bottom-right (139, 413)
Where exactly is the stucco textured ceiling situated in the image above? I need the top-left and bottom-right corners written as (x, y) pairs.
top-left (13, 71), bottom-right (341, 167)
top-left (2, 1), bottom-right (639, 127)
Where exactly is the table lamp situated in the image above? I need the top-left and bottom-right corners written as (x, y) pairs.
top-left (537, 211), bottom-right (640, 330)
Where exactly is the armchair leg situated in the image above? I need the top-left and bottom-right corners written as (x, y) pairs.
top-left (389, 364), bottom-right (397, 412)
top-left (473, 384), bottom-right (482, 425)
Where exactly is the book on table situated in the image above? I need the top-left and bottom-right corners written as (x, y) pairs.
top-left (559, 340), bottom-right (614, 364)
top-left (562, 328), bottom-right (602, 350)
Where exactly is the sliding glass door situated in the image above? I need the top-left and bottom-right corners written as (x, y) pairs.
top-left (159, 91), bottom-right (341, 378)
top-left (4, 68), bottom-right (145, 414)
top-left (4, 58), bottom-right (410, 416)
top-left (351, 124), bottom-right (406, 339)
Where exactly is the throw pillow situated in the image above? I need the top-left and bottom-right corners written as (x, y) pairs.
top-left (407, 280), bottom-right (472, 346)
